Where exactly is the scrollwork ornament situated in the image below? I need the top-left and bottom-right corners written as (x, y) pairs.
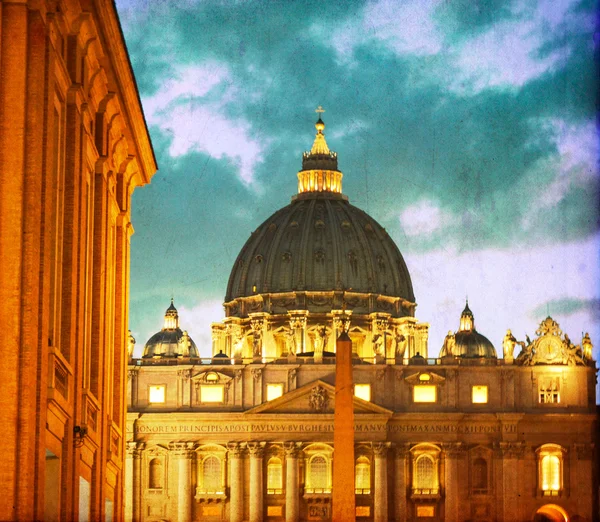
top-left (227, 442), bottom-right (245, 457)
top-left (443, 442), bottom-right (464, 458)
top-left (395, 443), bottom-right (412, 459)
top-left (284, 442), bottom-right (302, 457)
top-left (169, 441), bottom-right (195, 458)
top-left (251, 368), bottom-right (263, 381)
top-left (247, 441), bottom-right (266, 457)
top-left (126, 441), bottom-right (145, 458)
top-left (495, 441), bottom-right (525, 459)
top-left (372, 442), bottom-right (390, 457)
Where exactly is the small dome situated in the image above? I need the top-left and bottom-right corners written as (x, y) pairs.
top-left (440, 302), bottom-right (497, 359)
top-left (453, 330), bottom-right (497, 358)
top-left (142, 300), bottom-right (199, 358)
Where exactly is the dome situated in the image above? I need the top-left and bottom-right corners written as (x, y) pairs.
top-left (225, 115), bottom-right (414, 313)
top-left (440, 302), bottom-right (497, 359)
top-left (142, 299), bottom-right (199, 358)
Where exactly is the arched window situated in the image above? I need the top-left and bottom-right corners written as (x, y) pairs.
top-left (414, 455), bottom-right (435, 492)
top-left (307, 455), bottom-right (330, 493)
top-left (537, 444), bottom-right (564, 496)
top-left (267, 457), bottom-right (283, 494)
top-left (148, 458), bottom-right (163, 489)
top-left (355, 456), bottom-right (371, 494)
top-left (201, 456), bottom-right (222, 494)
top-left (472, 458), bottom-right (488, 493)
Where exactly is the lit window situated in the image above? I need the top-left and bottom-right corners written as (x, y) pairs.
top-left (472, 385), bottom-right (488, 404)
top-left (200, 385), bottom-right (224, 403)
top-left (148, 458), bottom-right (163, 489)
top-left (411, 444), bottom-right (440, 496)
top-left (471, 458), bottom-right (488, 494)
top-left (206, 372), bottom-right (219, 382)
top-left (306, 455), bottom-right (331, 493)
top-left (539, 377), bottom-right (560, 404)
top-left (413, 385), bottom-right (436, 403)
top-left (149, 385), bottom-right (165, 404)
top-left (354, 384), bottom-right (371, 402)
top-left (415, 455), bottom-right (435, 491)
top-left (538, 444), bottom-right (564, 495)
top-left (266, 383), bottom-right (284, 401)
top-left (267, 457), bottom-right (283, 494)
top-left (199, 456), bottom-right (223, 494)
top-left (419, 373), bottom-right (431, 381)
top-left (355, 456), bottom-right (371, 494)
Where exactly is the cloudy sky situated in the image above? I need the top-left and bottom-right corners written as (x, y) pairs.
top-left (115, 0), bottom-right (598, 365)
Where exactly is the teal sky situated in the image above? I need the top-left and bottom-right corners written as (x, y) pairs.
top-left (115, 0), bottom-right (599, 363)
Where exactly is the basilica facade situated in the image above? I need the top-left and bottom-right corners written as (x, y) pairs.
top-left (126, 118), bottom-right (597, 522)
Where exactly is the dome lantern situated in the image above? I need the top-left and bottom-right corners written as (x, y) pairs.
top-left (297, 107), bottom-right (343, 196)
top-left (459, 300), bottom-right (474, 332)
top-left (163, 298), bottom-right (180, 329)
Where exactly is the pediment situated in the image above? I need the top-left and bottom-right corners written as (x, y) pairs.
top-left (404, 370), bottom-right (445, 385)
top-left (191, 370), bottom-right (233, 384)
top-left (245, 379), bottom-right (393, 416)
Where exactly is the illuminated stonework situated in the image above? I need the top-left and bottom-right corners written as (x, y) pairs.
top-left (0, 2), bottom-right (156, 520)
top-left (127, 119), bottom-right (597, 522)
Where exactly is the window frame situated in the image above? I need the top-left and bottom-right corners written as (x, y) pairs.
top-left (148, 384), bottom-right (166, 404)
top-left (354, 456), bottom-right (371, 494)
top-left (266, 456), bottom-right (284, 495)
top-left (536, 444), bottom-right (565, 497)
top-left (410, 444), bottom-right (441, 498)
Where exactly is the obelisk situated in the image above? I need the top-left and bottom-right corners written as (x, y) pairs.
top-left (332, 316), bottom-right (356, 521)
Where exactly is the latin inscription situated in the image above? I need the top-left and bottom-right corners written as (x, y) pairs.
top-left (134, 422), bottom-right (517, 434)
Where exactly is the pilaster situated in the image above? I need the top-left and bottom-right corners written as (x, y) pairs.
top-left (228, 442), bottom-right (245, 522)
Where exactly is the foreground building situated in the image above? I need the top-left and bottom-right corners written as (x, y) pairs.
top-left (126, 118), bottom-right (596, 522)
top-left (0, 1), bottom-right (156, 520)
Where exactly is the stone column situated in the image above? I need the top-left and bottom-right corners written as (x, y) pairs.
top-left (443, 443), bottom-right (462, 522)
top-left (248, 442), bottom-right (265, 522)
top-left (393, 444), bottom-right (409, 522)
top-left (170, 442), bottom-right (195, 522)
top-left (284, 442), bottom-right (301, 522)
top-left (373, 443), bottom-right (389, 522)
top-left (228, 443), bottom-right (245, 522)
top-left (496, 442), bottom-right (524, 522)
top-left (125, 442), bottom-right (144, 522)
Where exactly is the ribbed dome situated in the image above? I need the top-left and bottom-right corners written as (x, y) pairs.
top-left (440, 302), bottom-right (497, 358)
top-left (225, 195), bottom-right (415, 304)
top-left (453, 330), bottom-right (497, 358)
top-left (142, 300), bottom-right (199, 358)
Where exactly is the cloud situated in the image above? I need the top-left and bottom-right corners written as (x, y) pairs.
top-left (178, 300), bottom-right (225, 358)
top-left (142, 63), bottom-right (266, 185)
top-left (408, 232), bottom-right (600, 360)
top-left (399, 200), bottom-right (458, 237)
top-left (321, 0), bottom-right (443, 64)
top-left (521, 118), bottom-right (598, 229)
top-left (448, 0), bottom-right (592, 94)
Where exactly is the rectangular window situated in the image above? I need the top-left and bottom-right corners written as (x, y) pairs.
top-left (472, 385), bottom-right (488, 404)
top-left (148, 385), bottom-right (166, 404)
top-left (354, 384), bottom-right (371, 402)
top-left (266, 383), bottom-right (284, 401)
top-left (200, 385), bottom-right (224, 403)
top-left (267, 506), bottom-right (283, 517)
top-left (539, 377), bottom-right (560, 404)
top-left (413, 385), bottom-right (436, 403)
